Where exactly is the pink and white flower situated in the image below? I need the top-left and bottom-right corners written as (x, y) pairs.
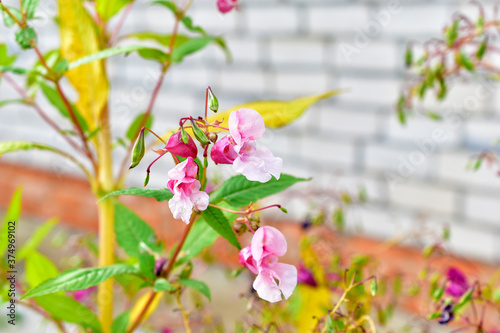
top-left (211, 108), bottom-right (282, 182)
top-left (217, 0), bottom-right (238, 13)
top-left (167, 157), bottom-right (209, 224)
top-left (239, 226), bottom-right (297, 302)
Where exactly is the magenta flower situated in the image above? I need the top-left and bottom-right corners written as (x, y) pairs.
top-left (239, 226), bottom-right (297, 302)
top-left (167, 157), bottom-right (209, 223)
top-left (211, 108), bottom-right (282, 182)
top-left (445, 267), bottom-right (469, 297)
top-left (217, 0), bottom-right (238, 13)
top-left (165, 131), bottom-right (198, 159)
top-left (73, 286), bottom-right (96, 302)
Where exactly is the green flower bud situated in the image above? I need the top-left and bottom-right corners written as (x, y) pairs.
top-left (129, 128), bottom-right (145, 169)
top-left (208, 87), bottom-right (219, 113)
top-left (190, 120), bottom-right (210, 145)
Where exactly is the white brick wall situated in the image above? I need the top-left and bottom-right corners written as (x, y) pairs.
top-left (2, 0), bottom-right (500, 263)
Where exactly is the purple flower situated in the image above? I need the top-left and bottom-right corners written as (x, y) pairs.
top-left (439, 303), bottom-right (455, 325)
top-left (297, 264), bottom-right (317, 287)
top-left (445, 267), bottom-right (469, 297)
top-left (155, 258), bottom-right (168, 276)
top-left (73, 286), bottom-right (96, 302)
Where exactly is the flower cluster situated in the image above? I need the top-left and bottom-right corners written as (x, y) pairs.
top-left (211, 108), bottom-right (282, 183)
top-left (161, 108), bottom-right (281, 223)
top-left (239, 226), bottom-right (297, 302)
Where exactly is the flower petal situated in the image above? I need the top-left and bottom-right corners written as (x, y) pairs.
top-left (168, 193), bottom-right (194, 224)
top-left (251, 226), bottom-right (288, 262)
top-left (239, 246), bottom-right (259, 274)
top-left (273, 263), bottom-right (298, 300)
top-left (229, 108), bottom-right (265, 146)
top-left (211, 136), bottom-right (238, 164)
top-left (253, 269), bottom-right (282, 303)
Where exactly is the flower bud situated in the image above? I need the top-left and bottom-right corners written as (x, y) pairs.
top-left (208, 132), bottom-right (218, 143)
top-left (190, 120), bottom-right (210, 145)
top-left (129, 128), bottom-right (146, 169)
top-left (165, 131), bottom-right (198, 159)
top-left (154, 258), bottom-right (168, 276)
top-left (208, 87), bottom-right (219, 113)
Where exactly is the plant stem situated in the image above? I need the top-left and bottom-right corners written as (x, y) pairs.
top-left (176, 292), bottom-right (192, 333)
top-left (108, 2), bottom-right (134, 46)
top-left (127, 214), bottom-right (198, 333)
top-left (96, 104), bottom-right (116, 333)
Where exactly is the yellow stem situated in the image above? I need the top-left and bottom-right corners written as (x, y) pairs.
top-left (96, 105), bottom-right (115, 333)
top-left (346, 315), bottom-right (377, 332)
top-left (176, 292), bottom-right (192, 333)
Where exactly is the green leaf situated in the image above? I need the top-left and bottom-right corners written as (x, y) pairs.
top-left (39, 81), bottom-right (89, 133)
top-left (446, 20), bottom-right (459, 47)
top-left (17, 218), bottom-right (58, 261)
top-left (181, 16), bottom-right (207, 35)
top-left (111, 310), bottom-right (130, 333)
top-left (102, 187), bottom-right (173, 202)
top-left (202, 206), bottom-right (240, 249)
top-left (67, 45), bottom-right (152, 70)
top-left (493, 287), bottom-right (500, 302)
top-left (126, 32), bottom-right (189, 48)
top-left (137, 48), bottom-right (169, 63)
top-left (454, 288), bottom-right (473, 312)
top-left (477, 37), bottom-right (488, 60)
top-left (178, 279), bottom-right (211, 301)
top-left (138, 251), bottom-right (156, 281)
top-left (126, 113), bottom-right (154, 141)
top-left (432, 286), bottom-right (445, 302)
top-left (35, 294), bottom-right (102, 332)
top-left (25, 251), bottom-right (59, 289)
top-left (15, 27), bottom-right (37, 50)
top-left (325, 315), bottom-right (334, 333)
top-left (210, 174), bottom-right (309, 207)
top-left (0, 44), bottom-right (16, 66)
top-left (0, 187), bottom-right (22, 258)
top-left (176, 217), bottom-right (219, 265)
top-left (151, 0), bottom-right (177, 15)
top-left (428, 311), bottom-right (441, 320)
top-left (153, 278), bottom-right (175, 292)
top-left (1, 6), bottom-right (22, 27)
top-left (22, 0), bottom-right (40, 19)
top-left (22, 264), bottom-right (139, 299)
top-left (96, 0), bottom-right (132, 21)
top-left (171, 36), bottom-right (214, 63)
top-left (370, 279), bottom-right (378, 296)
top-left (0, 99), bottom-right (25, 108)
top-left (0, 65), bottom-right (30, 74)
top-left (114, 203), bottom-right (163, 257)
top-left (459, 50), bottom-right (475, 72)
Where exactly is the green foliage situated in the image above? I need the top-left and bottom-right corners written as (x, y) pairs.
top-left (22, 0), bottom-right (40, 19)
top-left (176, 217), bottom-right (219, 265)
top-left (370, 279), bottom-right (378, 296)
top-left (111, 310), bottom-right (130, 333)
top-left (22, 264), bottom-right (139, 299)
top-left (36, 294), bottom-right (102, 332)
top-left (0, 187), bottom-right (22, 259)
top-left (446, 20), bottom-right (459, 47)
top-left (1, 6), bottom-right (22, 27)
top-left (171, 36), bottom-right (216, 63)
top-left (129, 128), bottom-right (145, 169)
top-left (201, 206), bottom-right (240, 249)
top-left (126, 114), bottom-right (154, 142)
top-left (153, 278), bottom-right (175, 292)
top-left (178, 278), bottom-right (211, 301)
top-left (17, 218), bottom-right (58, 260)
top-left (68, 45), bottom-right (153, 70)
top-left (127, 32), bottom-right (189, 48)
top-left (25, 251), bottom-right (59, 289)
top-left (102, 187), bottom-right (173, 201)
top-left (114, 203), bottom-right (163, 257)
top-left (459, 50), bottom-right (475, 72)
top-left (39, 81), bottom-right (89, 133)
top-left (0, 44), bottom-right (16, 66)
top-left (210, 174), bottom-right (308, 207)
top-left (15, 27), bottom-right (37, 49)
top-left (96, 0), bottom-right (133, 21)
top-left (138, 251), bottom-right (156, 281)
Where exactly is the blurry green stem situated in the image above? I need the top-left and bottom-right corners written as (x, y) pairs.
top-left (176, 292), bottom-right (192, 333)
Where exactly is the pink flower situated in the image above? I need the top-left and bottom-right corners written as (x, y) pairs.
top-left (239, 226), bottom-right (297, 302)
top-left (217, 0), bottom-right (238, 13)
top-left (210, 109), bottom-right (282, 182)
top-left (167, 157), bottom-right (209, 223)
top-left (165, 131), bottom-right (198, 159)
top-left (73, 286), bottom-right (96, 302)
top-left (445, 267), bottom-right (469, 297)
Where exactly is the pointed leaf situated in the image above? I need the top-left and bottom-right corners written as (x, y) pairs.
top-left (0, 187), bottom-right (22, 258)
top-left (25, 251), bottom-right (59, 289)
top-left (112, 310), bottom-right (130, 333)
top-left (17, 218), bottom-right (58, 261)
top-left (171, 36), bottom-right (214, 63)
top-left (201, 206), bottom-right (240, 249)
top-left (126, 32), bottom-right (189, 48)
top-left (35, 294), bottom-right (102, 332)
top-left (176, 217), bottom-right (219, 265)
top-left (0, 44), bottom-right (17, 66)
top-left (68, 45), bottom-right (152, 70)
top-left (22, 264), bottom-right (139, 299)
top-left (178, 278), bottom-right (210, 301)
top-left (59, 0), bottom-right (109, 128)
top-left (22, 0), bottom-right (40, 19)
top-left (114, 202), bottom-right (163, 256)
top-left (207, 90), bottom-right (342, 129)
top-left (96, 0), bottom-right (133, 21)
top-left (138, 251), bottom-right (156, 281)
top-left (210, 174), bottom-right (309, 207)
top-left (128, 292), bottom-right (163, 329)
top-left (1, 6), bottom-right (21, 27)
top-left (153, 278), bottom-right (175, 292)
top-left (101, 187), bottom-right (173, 202)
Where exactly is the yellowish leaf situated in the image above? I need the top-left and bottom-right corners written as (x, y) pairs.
top-left (128, 291), bottom-right (163, 329)
top-left (296, 286), bottom-right (332, 332)
top-left (207, 89), bottom-right (343, 129)
top-left (59, 0), bottom-right (109, 129)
